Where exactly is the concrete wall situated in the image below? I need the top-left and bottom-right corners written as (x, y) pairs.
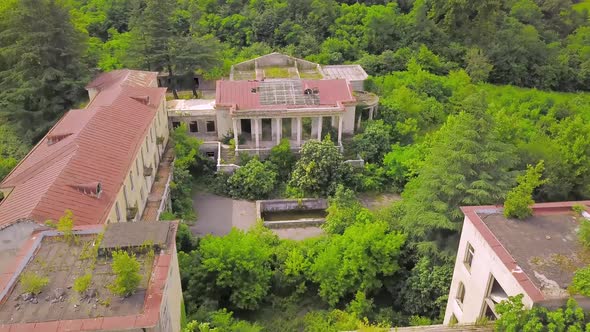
top-left (443, 216), bottom-right (533, 324)
top-left (169, 115), bottom-right (218, 141)
top-left (343, 106), bottom-right (356, 134)
top-left (152, 249), bottom-right (182, 332)
top-left (216, 109), bottom-right (232, 139)
top-left (106, 99), bottom-right (169, 224)
top-left (350, 80), bottom-right (365, 91)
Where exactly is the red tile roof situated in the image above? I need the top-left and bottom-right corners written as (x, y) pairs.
top-left (215, 79), bottom-right (355, 111)
top-left (0, 70), bottom-right (166, 228)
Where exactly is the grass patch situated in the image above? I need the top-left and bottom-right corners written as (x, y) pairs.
top-left (573, 0), bottom-right (590, 13)
top-left (181, 297), bottom-right (188, 329)
top-left (21, 272), bottom-right (49, 294)
top-left (299, 70), bottom-right (323, 79)
top-left (264, 67), bottom-right (291, 78)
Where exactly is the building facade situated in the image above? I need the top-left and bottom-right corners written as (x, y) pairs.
top-left (167, 53), bottom-right (379, 154)
top-left (0, 69), bottom-right (169, 229)
top-left (444, 201), bottom-right (590, 325)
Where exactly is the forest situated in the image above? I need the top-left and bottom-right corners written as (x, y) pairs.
top-left (1, 0), bottom-right (590, 331)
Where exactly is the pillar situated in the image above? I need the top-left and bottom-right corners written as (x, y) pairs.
top-left (296, 117), bottom-right (302, 147)
top-left (232, 118), bottom-right (239, 154)
top-left (369, 107), bottom-right (374, 120)
top-left (338, 115), bottom-right (343, 147)
top-left (254, 118), bottom-right (260, 149)
top-left (275, 118), bottom-right (282, 145)
top-left (317, 116), bottom-right (323, 140)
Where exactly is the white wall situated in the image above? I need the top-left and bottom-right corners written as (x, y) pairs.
top-left (342, 106), bottom-right (356, 134)
top-left (215, 109), bottom-right (232, 140)
top-left (443, 216), bottom-right (534, 324)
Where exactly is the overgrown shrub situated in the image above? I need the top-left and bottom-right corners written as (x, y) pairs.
top-left (74, 273), bottom-right (92, 293)
top-left (504, 161), bottom-right (545, 219)
top-left (20, 272), bottom-right (49, 294)
top-left (267, 139), bottom-right (296, 181)
top-left (227, 158), bottom-right (277, 200)
top-left (110, 250), bottom-right (142, 297)
top-left (570, 266), bottom-right (590, 297)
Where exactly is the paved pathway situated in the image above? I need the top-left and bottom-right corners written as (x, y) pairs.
top-left (190, 191), bottom-right (325, 240)
top-left (190, 192), bottom-right (257, 236)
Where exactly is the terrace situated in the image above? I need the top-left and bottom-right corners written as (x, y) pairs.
top-left (0, 222), bottom-right (177, 328)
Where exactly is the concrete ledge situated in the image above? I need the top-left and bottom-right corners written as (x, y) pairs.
top-left (264, 218), bottom-right (325, 229)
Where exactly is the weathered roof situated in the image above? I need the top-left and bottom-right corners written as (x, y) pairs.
top-left (100, 222), bottom-right (170, 250)
top-left (215, 79), bottom-right (355, 111)
top-left (0, 222), bottom-right (179, 329)
top-left (0, 70), bottom-right (166, 228)
top-left (321, 65), bottom-right (369, 82)
top-left (462, 201), bottom-right (590, 302)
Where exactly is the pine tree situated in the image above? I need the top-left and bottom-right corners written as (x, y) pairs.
top-left (0, 0), bottom-right (88, 143)
top-left (128, 0), bottom-right (220, 98)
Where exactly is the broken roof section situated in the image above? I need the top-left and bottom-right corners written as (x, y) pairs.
top-left (462, 201), bottom-right (590, 302)
top-left (0, 69), bottom-right (166, 229)
top-left (229, 52), bottom-right (369, 84)
top-left (0, 221), bottom-right (178, 330)
top-left (216, 79), bottom-right (355, 112)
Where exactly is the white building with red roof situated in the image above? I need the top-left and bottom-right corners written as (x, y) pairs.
top-left (167, 53), bottom-right (379, 154)
top-left (0, 69), bottom-right (170, 229)
top-left (444, 201), bottom-right (590, 325)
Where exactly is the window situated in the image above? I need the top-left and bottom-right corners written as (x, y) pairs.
top-left (123, 185), bottom-right (129, 207)
top-left (172, 121), bottom-right (181, 129)
top-left (464, 242), bottom-right (475, 270)
top-left (140, 186), bottom-right (145, 202)
top-left (136, 158), bottom-right (140, 174)
top-left (115, 202), bottom-right (121, 222)
top-left (151, 126), bottom-right (155, 143)
top-left (145, 138), bottom-right (149, 152)
top-left (456, 282), bottom-right (465, 308)
top-left (129, 171), bottom-right (135, 191)
top-left (206, 120), bottom-right (215, 132)
top-left (206, 151), bottom-right (215, 158)
top-left (189, 121), bottom-right (199, 132)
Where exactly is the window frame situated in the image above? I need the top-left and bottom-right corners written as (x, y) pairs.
top-left (463, 242), bottom-right (475, 271)
top-left (189, 121), bottom-right (199, 133)
top-left (115, 201), bottom-right (121, 222)
top-left (206, 120), bottom-right (216, 132)
top-left (456, 281), bottom-right (466, 309)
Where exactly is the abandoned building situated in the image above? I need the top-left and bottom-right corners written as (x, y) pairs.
top-left (444, 201), bottom-right (590, 325)
top-left (167, 53), bottom-right (379, 154)
top-left (0, 221), bottom-right (181, 332)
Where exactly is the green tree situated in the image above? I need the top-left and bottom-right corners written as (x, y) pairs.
top-left (0, 0), bottom-right (88, 142)
top-left (288, 137), bottom-right (352, 197)
top-left (110, 250), bottom-right (142, 297)
top-left (267, 139), bottom-right (296, 181)
top-left (352, 120), bottom-right (393, 163)
top-left (464, 48), bottom-right (493, 83)
top-left (128, 0), bottom-right (220, 98)
top-left (570, 266), bottom-right (590, 297)
top-left (227, 158), bottom-right (277, 200)
top-left (504, 161), bottom-right (546, 219)
top-left (198, 226), bottom-right (276, 310)
top-left (310, 221), bottom-right (405, 305)
top-left (400, 109), bottom-right (517, 243)
top-left (323, 185), bottom-right (369, 235)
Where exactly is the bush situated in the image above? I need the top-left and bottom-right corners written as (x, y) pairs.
top-left (73, 273), bottom-right (92, 293)
top-left (20, 272), bottom-right (49, 294)
top-left (267, 139), bottom-right (296, 181)
top-left (110, 250), bottom-right (142, 297)
top-left (159, 211), bottom-right (176, 221)
top-left (579, 220), bottom-right (590, 249)
top-left (227, 158), bottom-right (277, 200)
top-left (570, 266), bottom-right (590, 297)
top-left (504, 161), bottom-right (545, 219)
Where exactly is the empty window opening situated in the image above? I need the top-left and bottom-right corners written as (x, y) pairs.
top-left (456, 282), bottom-right (466, 309)
top-left (464, 242), bottom-right (475, 270)
top-left (206, 121), bottom-right (216, 132)
top-left (189, 121), bottom-right (199, 132)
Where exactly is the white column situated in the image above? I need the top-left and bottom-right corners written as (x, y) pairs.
top-left (297, 117), bottom-right (302, 147)
top-left (232, 118), bottom-right (239, 153)
top-left (338, 115), bottom-right (343, 147)
top-left (317, 116), bottom-right (323, 140)
top-left (369, 107), bottom-right (374, 120)
top-left (276, 118), bottom-right (282, 145)
top-left (254, 118), bottom-right (260, 149)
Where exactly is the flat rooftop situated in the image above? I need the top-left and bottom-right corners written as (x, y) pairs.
top-left (464, 201), bottom-right (590, 301)
top-left (167, 99), bottom-right (215, 113)
top-left (0, 221), bottom-right (177, 327)
top-left (321, 65), bottom-right (369, 81)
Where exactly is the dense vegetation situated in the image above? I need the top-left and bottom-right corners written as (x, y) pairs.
top-left (2, 0), bottom-right (590, 330)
